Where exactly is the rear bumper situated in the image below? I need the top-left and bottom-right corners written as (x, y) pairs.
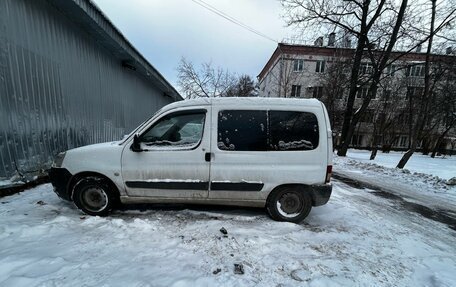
top-left (48, 167), bottom-right (73, 201)
top-left (310, 184), bottom-right (332, 206)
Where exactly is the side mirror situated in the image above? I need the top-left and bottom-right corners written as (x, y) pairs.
top-left (131, 134), bottom-right (142, 152)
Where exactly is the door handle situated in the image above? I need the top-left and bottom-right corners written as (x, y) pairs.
top-left (205, 152), bottom-right (212, 162)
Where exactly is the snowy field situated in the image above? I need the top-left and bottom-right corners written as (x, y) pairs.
top-left (1, 182), bottom-right (455, 287)
top-left (343, 149), bottom-right (456, 180)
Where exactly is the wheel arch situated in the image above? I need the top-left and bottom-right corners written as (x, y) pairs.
top-left (266, 184), bottom-right (316, 206)
top-left (68, 171), bottom-right (121, 202)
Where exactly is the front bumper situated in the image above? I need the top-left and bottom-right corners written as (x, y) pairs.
top-left (310, 184), bottom-right (332, 206)
top-left (48, 167), bottom-right (73, 201)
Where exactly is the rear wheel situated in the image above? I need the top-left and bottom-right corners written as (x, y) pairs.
top-left (72, 176), bottom-right (116, 216)
top-left (266, 186), bottom-right (312, 223)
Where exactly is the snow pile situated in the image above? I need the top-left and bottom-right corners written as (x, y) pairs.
top-left (342, 149), bottom-right (456, 180)
top-left (338, 158), bottom-right (450, 189)
top-left (334, 150), bottom-right (456, 210)
top-left (1, 183), bottom-right (456, 286)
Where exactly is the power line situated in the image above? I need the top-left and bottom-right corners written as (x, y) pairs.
top-left (190, 0), bottom-right (278, 43)
top-left (192, 0), bottom-right (277, 43)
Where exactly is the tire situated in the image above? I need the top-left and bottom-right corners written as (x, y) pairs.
top-left (266, 186), bottom-right (312, 223)
top-left (72, 176), bottom-right (117, 216)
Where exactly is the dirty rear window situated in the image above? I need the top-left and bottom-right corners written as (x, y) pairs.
top-left (269, 111), bottom-right (319, 151)
top-left (217, 110), bottom-right (268, 151)
top-left (217, 110), bottom-right (319, 151)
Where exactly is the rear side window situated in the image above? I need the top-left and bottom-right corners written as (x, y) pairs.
top-left (218, 110), bottom-right (267, 151)
top-left (269, 111), bottom-right (319, 151)
top-left (217, 110), bottom-right (319, 151)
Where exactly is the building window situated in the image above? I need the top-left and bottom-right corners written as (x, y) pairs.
top-left (357, 87), bottom-right (371, 99)
top-left (312, 86), bottom-right (324, 98)
top-left (386, 65), bottom-right (397, 76)
top-left (335, 88), bottom-right (344, 99)
top-left (360, 110), bottom-right (375, 123)
top-left (384, 90), bottom-right (391, 101)
top-left (398, 114), bottom-right (409, 125)
top-left (351, 134), bottom-right (363, 146)
top-left (374, 135), bottom-right (383, 145)
top-left (406, 86), bottom-right (424, 99)
top-left (406, 65), bottom-right (425, 77)
top-left (399, 136), bottom-right (408, 147)
top-left (291, 85), bottom-right (301, 97)
top-left (293, 59), bottom-right (304, 72)
top-left (360, 63), bottom-right (373, 74)
top-left (315, 60), bottom-right (325, 73)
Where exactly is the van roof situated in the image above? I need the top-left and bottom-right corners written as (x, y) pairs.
top-left (163, 97), bottom-right (323, 111)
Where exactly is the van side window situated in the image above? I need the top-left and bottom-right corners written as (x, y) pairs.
top-left (140, 111), bottom-right (206, 149)
top-left (218, 110), bottom-right (267, 151)
top-left (217, 110), bottom-right (319, 151)
top-left (269, 111), bottom-right (319, 151)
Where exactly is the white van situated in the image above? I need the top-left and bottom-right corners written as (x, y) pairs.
top-left (49, 98), bottom-right (333, 223)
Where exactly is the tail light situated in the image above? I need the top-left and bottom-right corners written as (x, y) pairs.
top-left (325, 165), bottom-right (332, 183)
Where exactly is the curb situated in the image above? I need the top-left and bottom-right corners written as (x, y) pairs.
top-left (0, 176), bottom-right (50, 198)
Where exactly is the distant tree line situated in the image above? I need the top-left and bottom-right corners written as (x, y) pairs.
top-left (177, 58), bottom-right (257, 99)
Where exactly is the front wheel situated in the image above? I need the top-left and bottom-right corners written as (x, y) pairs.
top-left (266, 186), bottom-right (312, 223)
top-left (72, 176), bottom-right (116, 216)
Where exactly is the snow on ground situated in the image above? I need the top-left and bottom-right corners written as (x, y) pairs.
top-left (343, 149), bottom-right (456, 180)
top-left (0, 178), bottom-right (24, 188)
top-left (1, 183), bottom-right (456, 287)
top-left (0, 179), bottom-right (14, 186)
top-left (334, 150), bottom-right (456, 211)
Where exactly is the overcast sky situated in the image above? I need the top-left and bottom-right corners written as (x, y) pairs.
top-left (92, 0), bottom-right (294, 87)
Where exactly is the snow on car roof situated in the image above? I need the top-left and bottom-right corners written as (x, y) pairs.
top-left (162, 97), bottom-right (322, 111)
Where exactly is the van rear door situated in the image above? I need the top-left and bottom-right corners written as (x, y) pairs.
top-left (320, 102), bottom-right (333, 182)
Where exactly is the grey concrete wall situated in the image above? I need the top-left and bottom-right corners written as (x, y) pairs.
top-left (0, 0), bottom-right (176, 178)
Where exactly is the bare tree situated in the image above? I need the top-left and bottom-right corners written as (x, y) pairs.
top-left (282, 0), bottom-right (403, 156)
top-left (226, 75), bottom-right (257, 97)
top-left (177, 58), bottom-right (237, 98)
top-left (397, 0), bottom-right (442, 168)
top-left (368, 76), bottom-right (408, 159)
top-left (317, 56), bottom-right (351, 143)
top-left (429, 54), bottom-right (456, 157)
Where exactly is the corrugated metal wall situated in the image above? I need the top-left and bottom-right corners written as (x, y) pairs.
top-left (0, 0), bottom-right (176, 178)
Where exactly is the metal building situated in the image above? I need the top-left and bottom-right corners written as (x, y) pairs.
top-left (0, 0), bottom-right (181, 179)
